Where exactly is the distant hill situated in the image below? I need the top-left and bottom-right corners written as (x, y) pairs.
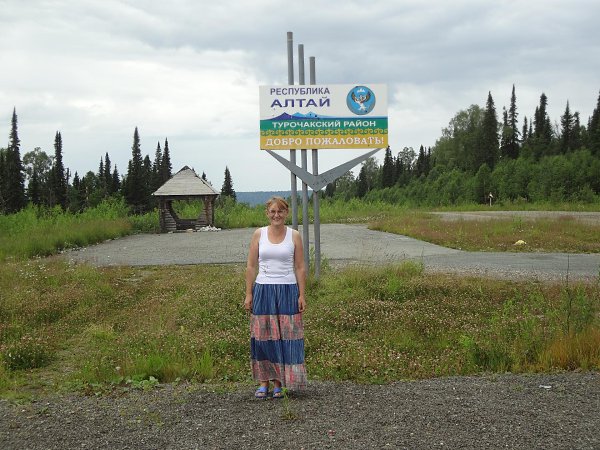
top-left (236, 191), bottom-right (292, 206)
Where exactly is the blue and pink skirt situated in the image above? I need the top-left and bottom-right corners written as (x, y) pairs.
top-left (250, 283), bottom-right (307, 390)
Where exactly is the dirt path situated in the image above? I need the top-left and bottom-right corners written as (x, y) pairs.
top-left (61, 222), bottom-right (600, 281)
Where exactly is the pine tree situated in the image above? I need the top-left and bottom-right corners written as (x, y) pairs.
top-left (480, 92), bottom-right (499, 170)
top-left (142, 154), bottom-right (153, 210)
top-left (572, 112), bottom-right (582, 151)
top-left (426, 147), bottom-right (432, 175)
top-left (533, 93), bottom-right (553, 157)
top-left (221, 166), bottom-right (236, 200)
top-left (52, 131), bottom-right (67, 209)
top-left (97, 157), bottom-right (105, 195)
top-left (111, 166), bottom-right (121, 194)
top-left (560, 101), bottom-right (575, 153)
top-left (588, 91), bottom-right (600, 156)
top-left (415, 145), bottom-right (428, 178)
top-left (28, 168), bottom-right (41, 205)
top-left (0, 148), bottom-right (5, 212)
top-left (507, 84), bottom-right (520, 158)
top-left (103, 153), bottom-right (112, 194)
top-left (324, 181), bottom-right (336, 198)
top-left (68, 171), bottom-right (83, 212)
top-left (356, 164), bottom-right (368, 198)
top-left (4, 108), bottom-right (26, 213)
top-left (151, 141), bottom-right (162, 192)
top-left (394, 154), bottom-right (406, 186)
top-left (500, 107), bottom-right (511, 159)
top-left (381, 146), bottom-right (395, 187)
top-left (160, 138), bottom-right (172, 183)
top-left (521, 116), bottom-right (529, 146)
top-left (124, 127), bottom-right (146, 213)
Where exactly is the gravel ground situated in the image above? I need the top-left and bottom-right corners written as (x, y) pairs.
top-left (2, 373), bottom-right (599, 449)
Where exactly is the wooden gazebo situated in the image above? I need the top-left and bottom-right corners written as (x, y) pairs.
top-left (152, 166), bottom-right (219, 233)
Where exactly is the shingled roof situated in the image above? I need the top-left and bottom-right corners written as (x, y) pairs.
top-left (153, 166), bottom-right (219, 197)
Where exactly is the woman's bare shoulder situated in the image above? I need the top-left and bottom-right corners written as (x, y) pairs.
top-left (290, 228), bottom-right (302, 241)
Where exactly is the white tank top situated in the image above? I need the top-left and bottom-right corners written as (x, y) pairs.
top-left (255, 226), bottom-right (297, 284)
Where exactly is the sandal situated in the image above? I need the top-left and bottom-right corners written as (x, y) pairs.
top-left (272, 387), bottom-right (284, 399)
top-left (255, 386), bottom-right (268, 399)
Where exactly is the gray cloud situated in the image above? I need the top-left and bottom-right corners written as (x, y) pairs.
top-left (1, 0), bottom-right (599, 190)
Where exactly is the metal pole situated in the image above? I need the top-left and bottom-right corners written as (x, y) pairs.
top-left (287, 31), bottom-right (298, 230)
top-left (299, 44), bottom-right (310, 273)
top-left (310, 56), bottom-right (321, 279)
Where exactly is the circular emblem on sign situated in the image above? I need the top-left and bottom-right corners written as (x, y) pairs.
top-left (346, 85), bottom-right (376, 115)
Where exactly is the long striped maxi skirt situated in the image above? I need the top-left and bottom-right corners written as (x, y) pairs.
top-left (250, 283), bottom-right (307, 390)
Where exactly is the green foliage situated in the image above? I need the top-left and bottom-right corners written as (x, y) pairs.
top-left (1, 335), bottom-right (52, 371)
top-left (51, 131), bottom-right (68, 209)
top-left (331, 148), bottom-right (600, 208)
top-left (0, 198), bottom-right (159, 261)
top-left (220, 166), bottom-right (236, 200)
top-left (372, 210), bottom-right (600, 253)
top-left (123, 127), bottom-right (152, 214)
top-left (319, 87), bottom-right (599, 207)
top-left (2, 109), bottom-right (26, 213)
top-left (562, 285), bottom-right (597, 335)
top-left (434, 104), bottom-right (485, 173)
top-left (214, 196), bottom-right (266, 228)
top-left (461, 284), bottom-right (599, 373)
top-left (5, 86), bottom-right (600, 218)
top-left (481, 91), bottom-right (499, 169)
top-left (381, 146), bottom-right (395, 188)
top-left (128, 210), bottom-right (159, 233)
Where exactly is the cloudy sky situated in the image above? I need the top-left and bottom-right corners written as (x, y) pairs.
top-left (1, 0), bottom-right (599, 191)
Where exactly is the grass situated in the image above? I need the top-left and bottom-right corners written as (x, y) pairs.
top-left (1, 259), bottom-right (598, 398)
top-left (2, 199), bottom-right (599, 262)
top-left (1, 199), bottom-right (600, 398)
top-left (371, 212), bottom-right (600, 253)
top-left (0, 199), bottom-right (158, 262)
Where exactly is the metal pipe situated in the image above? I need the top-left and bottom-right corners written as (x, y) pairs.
top-left (299, 44), bottom-right (310, 273)
top-left (309, 56), bottom-right (321, 278)
top-left (287, 32), bottom-right (298, 230)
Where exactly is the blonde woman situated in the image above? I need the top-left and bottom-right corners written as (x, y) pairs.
top-left (245, 197), bottom-right (307, 398)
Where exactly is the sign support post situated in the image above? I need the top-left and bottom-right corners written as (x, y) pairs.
top-left (263, 33), bottom-right (388, 279)
top-left (309, 56), bottom-right (321, 278)
top-left (286, 32), bottom-right (298, 230)
top-left (298, 43), bottom-right (310, 272)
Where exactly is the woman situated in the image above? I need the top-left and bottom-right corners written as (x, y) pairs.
top-left (244, 197), bottom-right (307, 398)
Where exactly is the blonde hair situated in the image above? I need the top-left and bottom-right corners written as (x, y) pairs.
top-left (265, 196), bottom-right (289, 211)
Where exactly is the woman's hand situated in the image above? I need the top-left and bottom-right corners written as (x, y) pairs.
top-left (244, 294), bottom-right (253, 312)
top-left (298, 294), bottom-right (306, 313)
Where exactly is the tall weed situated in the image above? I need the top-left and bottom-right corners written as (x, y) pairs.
top-left (1, 259), bottom-right (599, 396)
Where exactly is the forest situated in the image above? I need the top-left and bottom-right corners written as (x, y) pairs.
top-left (1, 85), bottom-right (599, 216)
top-left (324, 87), bottom-right (600, 207)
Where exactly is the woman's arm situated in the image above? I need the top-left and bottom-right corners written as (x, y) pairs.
top-left (244, 229), bottom-right (261, 311)
top-left (292, 229), bottom-right (306, 312)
